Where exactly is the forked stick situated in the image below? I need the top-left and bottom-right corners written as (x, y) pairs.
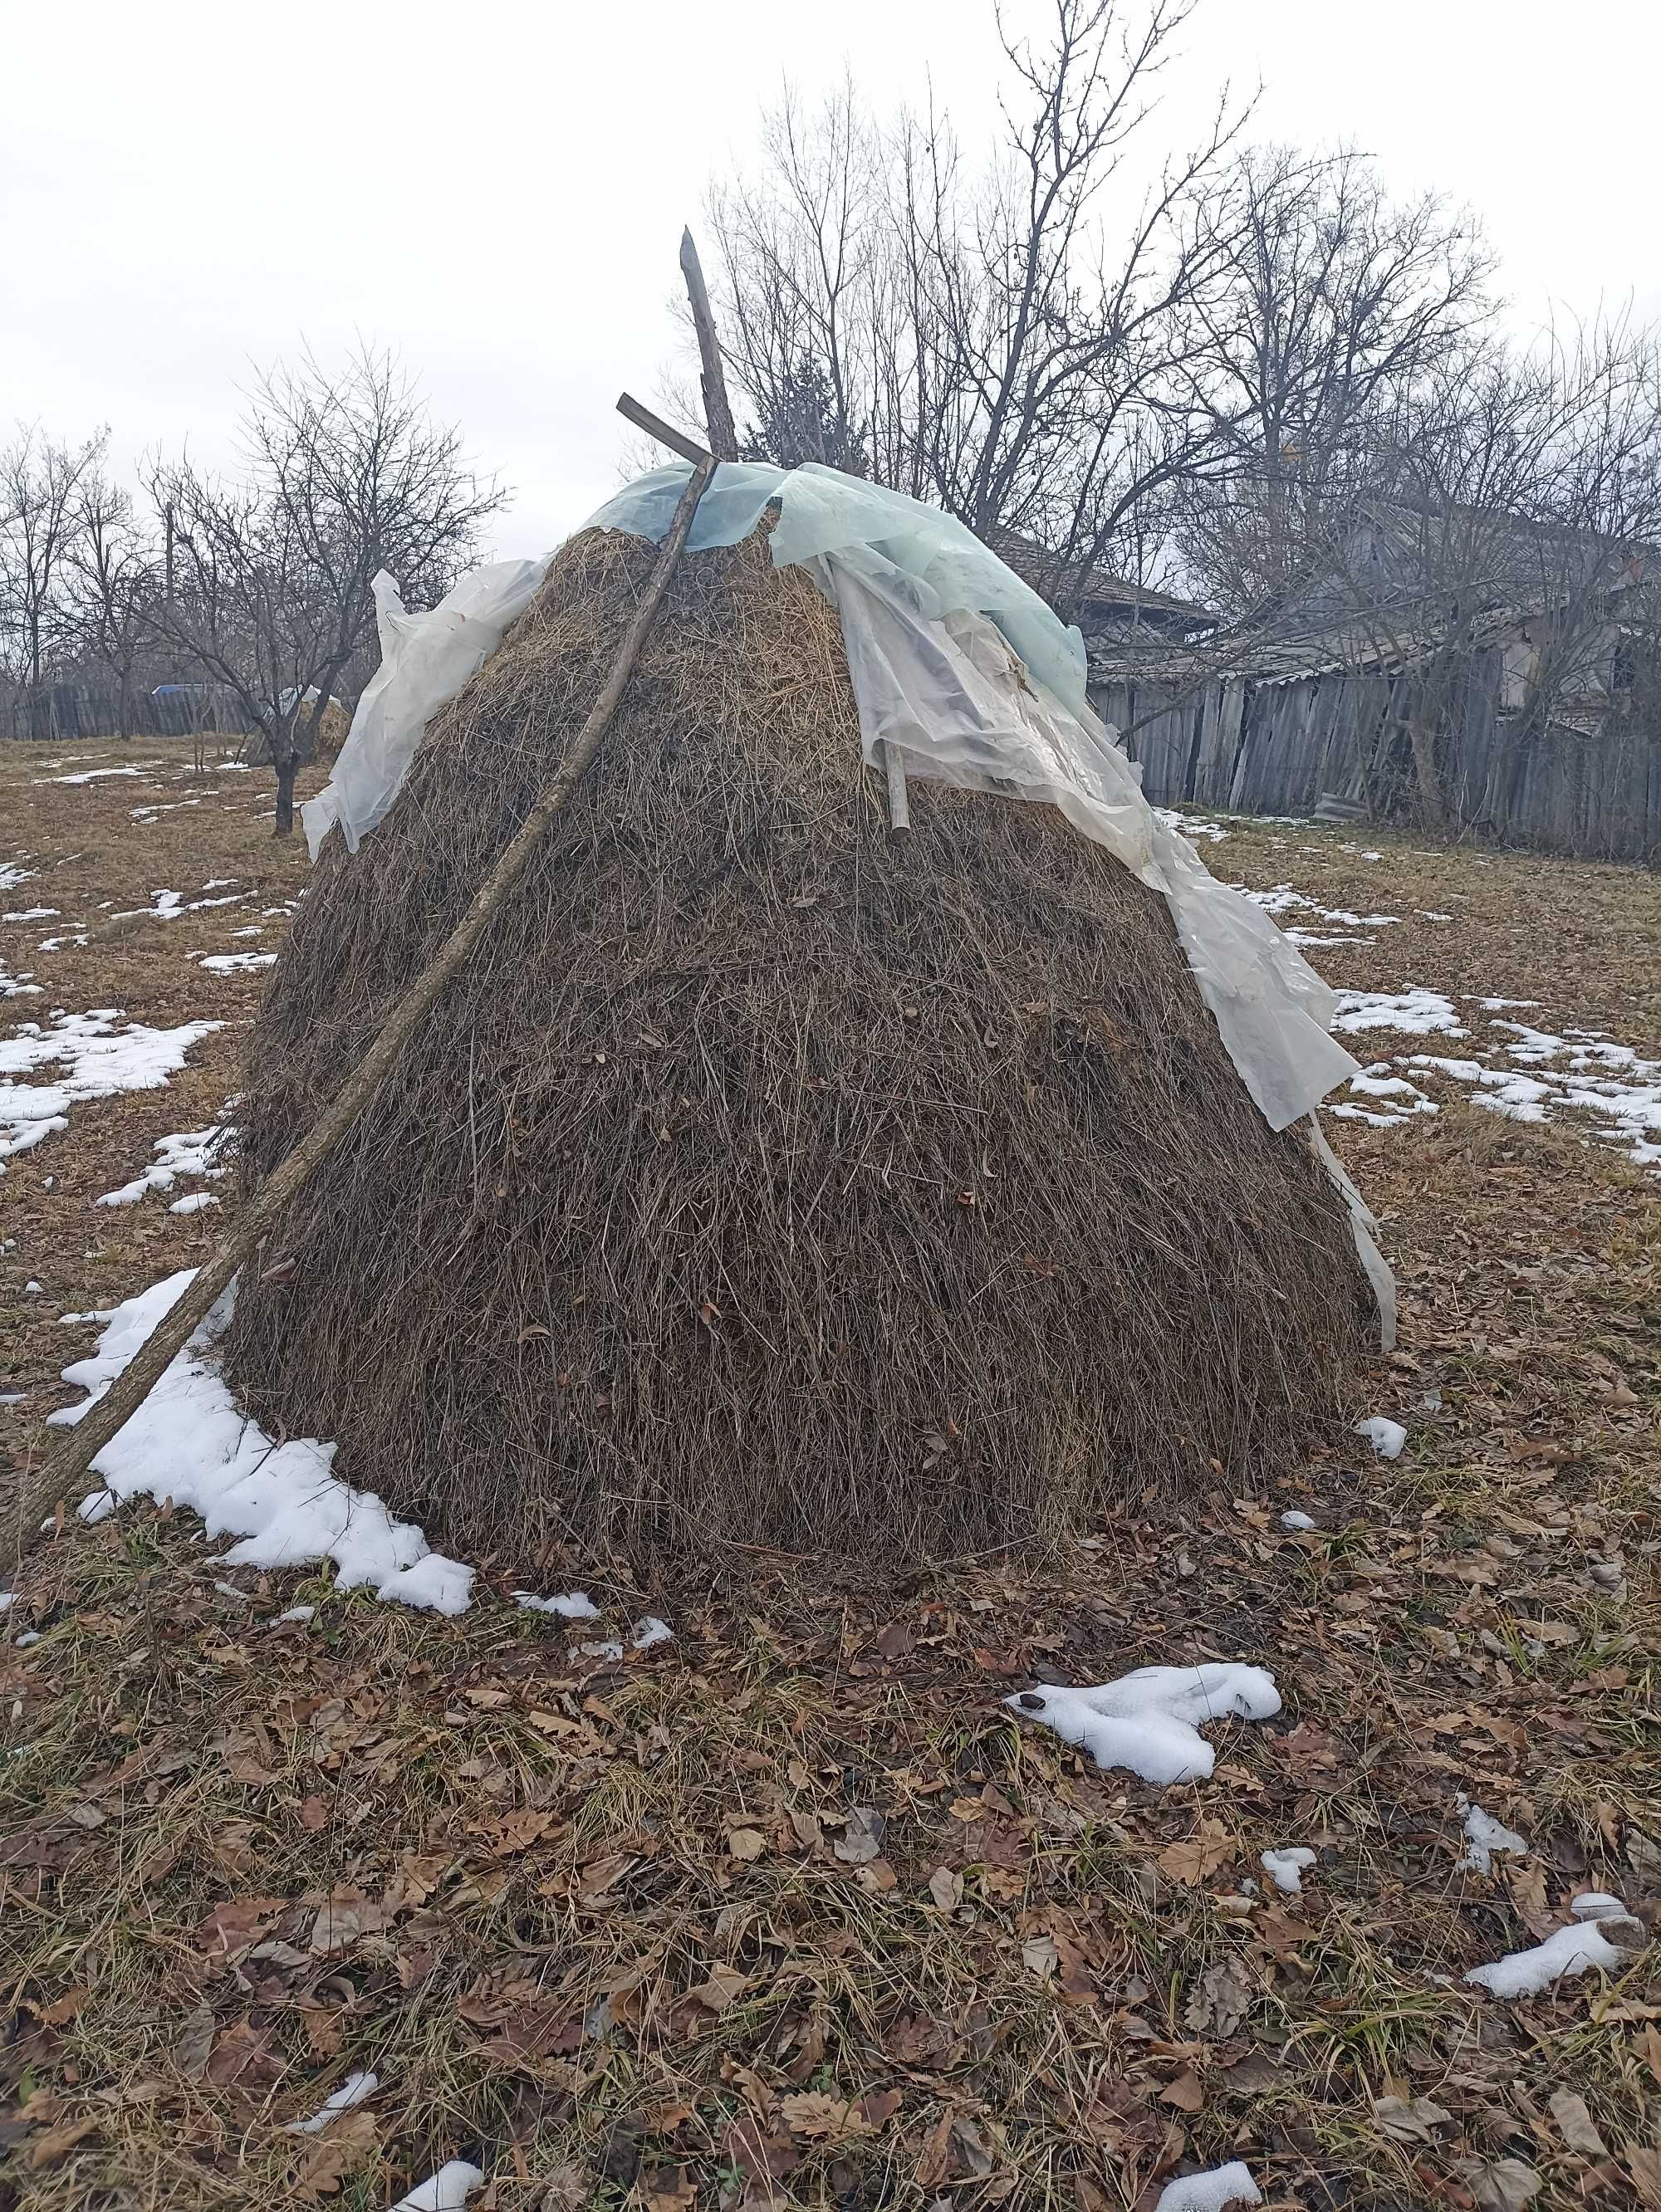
top-left (17, 458), bottom-right (717, 1550)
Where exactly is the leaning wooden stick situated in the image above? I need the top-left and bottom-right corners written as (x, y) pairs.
top-left (617, 392), bottom-right (710, 467)
top-left (19, 457), bottom-right (718, 1548)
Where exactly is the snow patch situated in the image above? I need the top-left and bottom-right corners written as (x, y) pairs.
top-left (2, 1012), bottom-right (223, 1168)
top-left (1262, 1847), bottom-right (1316, 1895)
top-left (1355, 1416), bottom-right (1406, 1460)
top-left (195, 950), bottom-right (278, 974)
top-left (1330, 988), bottom-right (1465, 1037)
top-left (513, 1589), bottom-right (601, 1620)
top-left (1466, 1893), bottom-right (1642, 1999)
top-left (97, 1123), bottom-right (230, 1207)
top-left (392, 2161), bottom-right (486, 2210)
top-left (1458, 1798), bottom-right (1529, 1875)
top-left (47, 1272), bottom-right (475, 1614)
top-left (1152, 807), bottom-right (1231, 844)
top-left (286, 2072), bottom-right (378, 2134)
top-left (1154, 2163), bottom-right (1262, 2211)
top-left (1007, 1662), bottom-right (1281, 1785)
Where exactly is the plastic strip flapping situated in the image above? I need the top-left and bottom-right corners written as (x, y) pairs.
top-left (301, 559), bottom-right (548, 860)
top-left (307, 458), bottom-right (1392, 1340)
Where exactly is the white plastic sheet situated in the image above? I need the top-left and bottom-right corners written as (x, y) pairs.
top-left (301, 560), bottom-right (547, 859)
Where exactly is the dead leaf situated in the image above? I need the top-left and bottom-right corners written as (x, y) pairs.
top-left (1464, 2157), bottom-right (1541, 2212)
top-left (858, 2087), bottom-right (904, 2130)
top-left (27, 2117), bottom-right (100, 2169)
top-left (1547, 2089), bottom-right (1606, 2158)
top-left (298, 1795), bottom-right (327, 1833)
top-left (1624, 2145), bottom-right (1661, 2211)
top-left (291, 2107), bottom-right (378, 2200)
top-left (194, 1894), bottom-right (287, 1962)
top-left (831, 1806), bottom-right (885, 1865)
top-left (637, 2165), bottom-right (696, 2211)
top-left (778, 2092), bottom-right (869, 2143)
top-left (1159, 2069), bottom-right (1205, 2114)
top-left (171, 2004), bottom-right (215, 2082)
top-left (1374, 2094), bottom-right (1454, 2143)
top-left (1022, 1933), bottom-right (1061, 1978)
top-left (1158, 1820), bottom-right (1233, 1886)
top-left (688, 1962), bottom-right (749, 2015)
top-left (928, 1866), bottom-right (964, 1911)
top-left (1183, 1955), bottom-right (1252, 2038)
top-left (726, 1827), bottom-right (767, 1862)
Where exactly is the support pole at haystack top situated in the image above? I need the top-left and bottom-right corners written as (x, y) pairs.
top-left (17, 454), bottom-right (718, 1554)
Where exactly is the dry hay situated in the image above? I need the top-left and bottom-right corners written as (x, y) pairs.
top-left (225, 524), bottom-right (1369, 1578)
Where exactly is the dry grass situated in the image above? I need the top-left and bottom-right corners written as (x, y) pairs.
top-left (224, 529), bottom-right (1366, 1575)
top-left (2, 696), bottom-right (1660, 2212)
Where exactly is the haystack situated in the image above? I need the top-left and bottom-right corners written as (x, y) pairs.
top-left (224, 512), bottom-right (1372, 1577)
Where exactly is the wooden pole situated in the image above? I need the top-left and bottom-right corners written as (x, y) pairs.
top-left (882, 741), bottom-right (911, 835)
top-left (17, 458), bottom-right (718, 1550)
top-left (616, 392), bottom-right (710, 468)
top-left (679, 228), bottom-right (740, 462)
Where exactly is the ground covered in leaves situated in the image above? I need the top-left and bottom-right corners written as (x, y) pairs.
top-left (2, 745), bottom-right (1659, 2211)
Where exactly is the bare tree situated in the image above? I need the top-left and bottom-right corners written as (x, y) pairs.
top-left (703, 1), bottom-right (1261, 609)
top-left (148, 349), bottom-right (507, 834)
top-left (66, 467), bottom-right (158, 738)
top-left (1174, 146), bottom-right (1495, 616)
top-left (0, 425), bottom-right (107, 706)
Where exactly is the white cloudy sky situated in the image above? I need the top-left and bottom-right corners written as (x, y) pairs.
top-left (4, 0), bottom-right (1658, 560)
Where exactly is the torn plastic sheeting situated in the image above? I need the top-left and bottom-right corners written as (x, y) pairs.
top-left (301, 560), bottom-right (547, 859)
top-left (587, 460), bottom-right (1089, 711)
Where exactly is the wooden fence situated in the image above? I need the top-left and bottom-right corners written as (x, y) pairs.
top-left (0, 683), bottom-right (260, 743)
top-left (1093, 651), bottom-right (1661, 863)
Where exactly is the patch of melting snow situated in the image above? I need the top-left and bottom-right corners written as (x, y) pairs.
top-left (3, 908), bottom-right (59, 922)
top-left (1261, 1847), bottom-right (1316, 1895)
top-left (42, 1270), bottom-right (674, 1650)
top-left (97, 1123), bottom-right (231, 1207)
top-left (513, 1589), bottom-right (601, 1619)
top-left (195, 950), bottom-right (278, 974)
top-left (1458, 1797), bottom-right (1528, 1875)
top-left (575, 1614), bottom-right (674, 1663)
top-left (1007, 1662), bottom-right (1281, 1784)
top-left (49, 1271), bottom-right (475, 1613)
top-left (285, 2071), bottom-right (379, 2134)
top-left (0, 960), bottom-right (42, 1000)
top-left (1355, 1416), bottom-right (1406, 1460)
top-left (2, 1012), bottom-right (224, 1169)
top-left (1152, 806), bottom-right (1231, 844)
top-left (1327, 1063), bottom-right (1438, 1127)
top-left (1330, 987), bottom-right (1465, 1037)
top-left (0, 862), bottom-right (37, 893)
top-left (41, 762), bottom-right (166, 785)
top-left (391, 2161), bottom-right (486, 2212)
top-left (1466, 1893), bottom-right (1644, 1999)
top-left (1332, 1011), bottom-right (1661, 1169)
top-left (1154, 2163), bottom-right (1262, 2211)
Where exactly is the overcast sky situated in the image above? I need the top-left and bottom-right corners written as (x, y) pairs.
top-left (5, 0), bottom-right (1658, 561)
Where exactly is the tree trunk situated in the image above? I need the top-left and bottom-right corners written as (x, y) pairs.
top-left (273, 753), bottom-right (298, 836)
top-left (1407, 710), bottom-right (1445, 828)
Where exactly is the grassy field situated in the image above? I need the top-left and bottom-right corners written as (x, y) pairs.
top-left (2, 739), bottom-right (1659, 2212)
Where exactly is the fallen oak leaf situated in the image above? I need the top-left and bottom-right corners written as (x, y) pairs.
top-left (289, 2107), bottom-right (379, 2200)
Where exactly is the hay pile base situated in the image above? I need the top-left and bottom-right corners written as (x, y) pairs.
top-left (226, 526), bottom-right (1369, 1578)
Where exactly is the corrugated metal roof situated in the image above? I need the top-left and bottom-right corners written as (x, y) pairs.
top-left (985, 527), bottom-right (1218, 629)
